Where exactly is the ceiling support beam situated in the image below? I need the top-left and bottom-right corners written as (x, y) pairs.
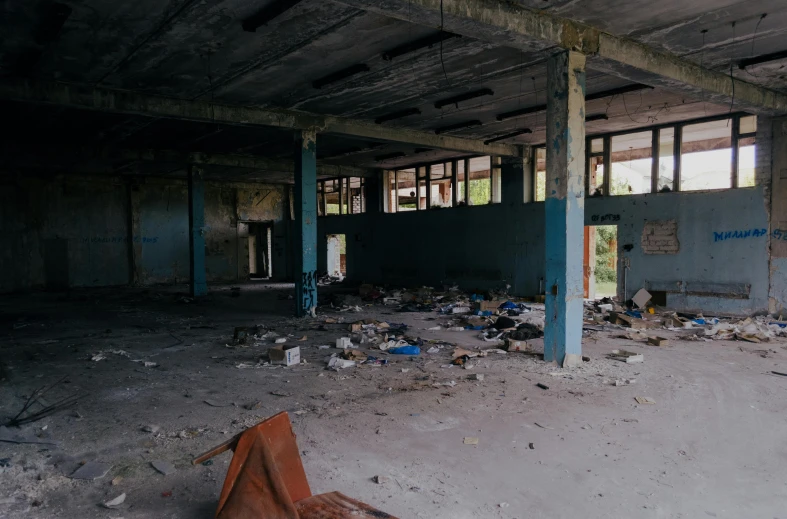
top-left (3, 146), bottom-right (371, 178)
top-left (335, 0), bottom-right (787, 115)
top-left (0, 78), bottom-right (522, 157)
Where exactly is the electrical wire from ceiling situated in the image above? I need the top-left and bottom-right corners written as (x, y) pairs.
top-left (742, 13), bottom-right (767, 80)
top-left (439, 0), bottom-right (450, 88)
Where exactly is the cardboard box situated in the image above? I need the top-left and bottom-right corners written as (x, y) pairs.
top-left (269, 345), bottom-right (301, 366)
top-left (506, 339), bottom-right (530, 352)
top-left (476, 300), bottom-right (502, 312)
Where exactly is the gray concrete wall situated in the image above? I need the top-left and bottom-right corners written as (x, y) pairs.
top-left (319, 187), bottom-right (770, 316)
top-left (0, 172), bottom-right (288, 292)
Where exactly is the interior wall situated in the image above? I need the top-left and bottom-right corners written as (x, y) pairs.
top-left (0, 172), bottom-right (288, 292)
top-left (319, 187), bottom-right (770, 316)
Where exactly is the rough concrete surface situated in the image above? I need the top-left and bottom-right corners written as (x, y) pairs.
top-left (1, 283), bottom-right (786, 518)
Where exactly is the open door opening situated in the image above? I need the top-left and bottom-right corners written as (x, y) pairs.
top-left (248, 222), bottom-right (273, 280)
top-left (584, 225), bottom-right (617, 299)
top-left (326, 234), bottom-right (346, 279)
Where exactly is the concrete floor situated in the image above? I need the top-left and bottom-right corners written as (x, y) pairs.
top-left (1, 282), bottom-right (786, 519)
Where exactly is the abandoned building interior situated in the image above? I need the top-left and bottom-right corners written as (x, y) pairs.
top-left (2, 0), bottom-right (787, 517)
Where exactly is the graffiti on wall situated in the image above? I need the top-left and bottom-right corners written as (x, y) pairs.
top-left (300, 270), bottom-right (316, 314)
top-left (590, 214), bottom-right (621, 223)
top-left (713, 229), bottom-right (767, 242)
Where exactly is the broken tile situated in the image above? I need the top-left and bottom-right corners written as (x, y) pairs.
top-left (151, 460), bottom-right (176, 476)
top-left (70, 461), bottom-right (111, 480)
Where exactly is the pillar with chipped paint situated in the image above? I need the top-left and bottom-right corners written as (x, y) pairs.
top-left (187, 164), bottom-right (208, 297)
top-left (544, 50), bottom-right (586, 367)
top-left (294, 130), bottom-right (318, 317)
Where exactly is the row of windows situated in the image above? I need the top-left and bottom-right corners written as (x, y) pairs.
top-left (384, 156), bottom-right (502, 213)
top-left (316, 177), bottom-right (366, 216)
top-left (318, 114), bottom-right (758, 217)
top-left (534, 114), bottom-right (757, 201)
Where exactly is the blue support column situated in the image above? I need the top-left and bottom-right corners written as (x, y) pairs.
top-left (188, 165), bottom-right (208, 297)
top-left (544, 50), bottom-right (586, 367)
top-left (294, 130), bottom-right (318, 317)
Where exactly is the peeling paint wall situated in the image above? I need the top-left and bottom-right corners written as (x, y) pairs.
top-left (319, 187), bottom-right (770, 316)
top-left (0, 172), bottom-right (288, 292)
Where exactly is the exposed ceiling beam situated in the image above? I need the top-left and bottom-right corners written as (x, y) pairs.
top-left (0, 78), bottom-right (522, 157)
top-left (335, 0), bottom-right (787, 115)
top-left (3, 147), bottom-right (371, 179)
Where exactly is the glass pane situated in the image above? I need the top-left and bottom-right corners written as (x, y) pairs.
top-left (340, 178), bottom-right (349, 214)
top-left (456, 160), bottom-right (466, 205)
top-left (417, 167), bottom-right (427, 209)
top-left (325, 180), bottom-right (340, 215)
top-left (588, 156), bottom-right (604, 196)
top-left (396, 170), bottom-right (417, 211)
top-left (680, 119), bottom-right (732, 191)
top-left (738, 136), bottom-right (756, 187)
top-left (535, 148), bottom-right (546, 202)
top-left (468, 156), bottom-right (491, 206)
top-left (740, 115), bottom-right (757, 135)
top-left (657, 128), bottom-right (675, 192)
top-left (429, 163), bottom-right (453, 208)
top-left (610, 131), bottom-right (653, 195)
top-left (386, 171), bottom-right (397, 212)
top-left (591, 138), bottom-right (604, 154)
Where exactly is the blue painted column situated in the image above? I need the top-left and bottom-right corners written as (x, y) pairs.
top-left (544, 50), bottom-right (586, 367)
top-left (188, 165), bottom-right (208, 297)
top-left (294, 130), bottom-right (318, 317)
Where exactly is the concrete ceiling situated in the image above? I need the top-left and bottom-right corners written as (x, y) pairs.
top-left (0, 0), bottom-right (783, 180)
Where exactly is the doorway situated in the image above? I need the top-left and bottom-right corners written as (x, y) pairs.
top-left (326, 234), bottom-right (346, 278)
top-left (584, 225), bottom-right (617, 299)
top-left (247, 222), bottom-right (273, 279)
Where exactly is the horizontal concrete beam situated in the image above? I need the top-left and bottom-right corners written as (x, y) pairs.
top-left (337, 0), bottom-right (787, 115)
top-left (2, 146), bottom-right (370, 178)
top-left (0, 78), bottom-right (522, 157)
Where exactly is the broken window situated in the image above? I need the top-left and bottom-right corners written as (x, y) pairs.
top-left (738, 115), bottom-right (757, 188)
top-left (429, 162), bottom-right (453, 208)
top-left (317, 181), bottom-right (325, 216)
top-left (587, 138), bottom-right (604, 197)
top-left (417, 166), bottom-right (427, 209)
top-left (610, 131), bottom-right (652, 195)
top-left (348, 177), bottom-right (365, 214)
top-left (680, 118), bottom-right (733, 191)
top-left (324, 179), bottom-right (340, 215)
top-left (468, 156), bottom-right (492, 205)
top-left (456, 159), bottom-right (467, 205)
top-left (534, 147), bottom-right (546, 202)
top-left (657, 128), bottom-right (675, 192)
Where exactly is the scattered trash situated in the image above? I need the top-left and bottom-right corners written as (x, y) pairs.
top-left (336, 337), bottom-right (353, 349)
top-left (534, 422), bottom-right (553, 430)
top-left (632, 288), bottom-right (652, 309)
top-left (204, 400), bottom-right (232, 408)
top-left (528, 443), bottom-right (535, 450)
top-left (151, 460), bottom-right (176, 476)
top-left (608, 349), bottom-right (644, 363)
top-left (111, 476), bottom-right (123, 486)
top-left (372, 475), bottom-right (391, 485)
top-left (70, 461), bottom-right (111, 480)
top-left (469, 373), bottom-right (484, 381)
top-left (103, 493), bottom-right (126, 509)
top-left (389, 346), bottom-right (421, 355)
top-left (613, 378), bottom-right (636, 386)
top-left (268, 345), bottom-right (301, 366)
top-left (647, 336), bottom-right (669, 347)
top-left (274, 338), bottom-right (288, 344)
top-left (327, 357), bottom-right (356, 370)
top-left (270, 390), bottom-right (292, 397)
top-left (463, 437), bottom-right (479, 445)
top-left (772, 371), bottom-right (787, 377)
top-left (536, 383), bottom-right (549, 390)
top-left (141, 424), bottom-right (160, 434)
top-left (635, 397), bottom-right (656, 405)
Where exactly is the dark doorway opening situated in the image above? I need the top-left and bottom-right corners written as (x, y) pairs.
top-left (247, 222), bottom-right (273, 280)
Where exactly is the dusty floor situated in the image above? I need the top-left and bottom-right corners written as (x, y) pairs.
top-left (1, 282), bottom-right (787, 519)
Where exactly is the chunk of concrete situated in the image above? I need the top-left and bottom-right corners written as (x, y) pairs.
top-left (151, 460), bottom-right (176, 476)
top-left (70, 461), bottom-right (111, 480)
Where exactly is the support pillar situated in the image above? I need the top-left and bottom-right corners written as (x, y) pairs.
top-left (544, 50), bottom-right (586, 367)
top-left (188, 165), bottom-right (208, 297)
top-left (500, 155), bottom-right (528, 205)
top-left (294, 130), bottom-right (318, 317)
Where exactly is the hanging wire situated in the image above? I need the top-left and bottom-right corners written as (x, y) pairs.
top-left (728, 21), bottom-right (736, 116)
top-left (743, 13), bottom-right (768, 79)
top-left (439, 0), bottom-right (450, 87)
top-left (700, 29), bottom-right (708, 116)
